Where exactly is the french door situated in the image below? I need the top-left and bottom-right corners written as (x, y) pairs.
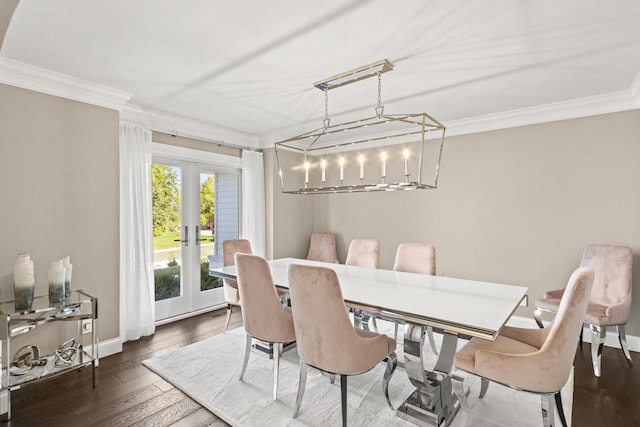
top-left (152, 156), bottom-right (240, 321)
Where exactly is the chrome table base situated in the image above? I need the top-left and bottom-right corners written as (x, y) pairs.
top-left (396, 323), bottom-right (462, 426)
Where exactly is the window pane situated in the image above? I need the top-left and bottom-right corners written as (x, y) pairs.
top-left (152, 164), bottom-right (182, 302)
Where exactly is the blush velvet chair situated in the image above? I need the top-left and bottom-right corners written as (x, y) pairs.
top-left (345, 239), bottom-right (380, 332)
top-left (393, 242), bottom-right (439, 354)
top-left (235, 253), bottom-right (296, 400)
top-left (534, 244), bottom-right (633, 377)
top-left (393, 242), bottom-right (436, 275)
top-left (452, 267), bottom-right (594, 427)
top-left (345, 238), bottom-right (380, 268)
top-left (307, 233), bottom-right (339, 264)
top-left (222, 239), bottom-right (253, 331)
top-left (288, 263), bottom-right (397, 427)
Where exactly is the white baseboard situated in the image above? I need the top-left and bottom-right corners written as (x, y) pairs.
top-left (509, 315), bottom-right (640, 353)
top-left (98, 336), bottom-right (124, 358)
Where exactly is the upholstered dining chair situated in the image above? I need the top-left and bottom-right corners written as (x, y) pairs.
top-left (235, 253), bottom-right (296, 400)
top-left (222, 239), bottom-right (252, 331)
top-left (345, 239), bottom-right (380, 332)
top-left (345, 238), bottom-right (380, 268)
top-left (393, 242), bottom-right (439, 354)
top-left (288, 263), bottom-right (397, 426)
top-left (307, 233), bottom-right (339, 264)
top-left (452, 267), bottom-right (594, 427)
top-left (534, 244), bottom-right (633, 377)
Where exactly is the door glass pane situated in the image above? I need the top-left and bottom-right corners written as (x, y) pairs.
top-left (152, 164), bottom-right (183, 302)
top-left (204, 172), bottom-right (240, 292)
top-left (199, 171), bottom-right (219, 292)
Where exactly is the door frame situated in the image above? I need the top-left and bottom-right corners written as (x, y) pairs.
top-left (151, 143), bottom-right (241, 322)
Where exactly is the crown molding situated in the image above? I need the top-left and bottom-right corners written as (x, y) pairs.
top-left (3, 55), bottom-right (637, 146)
top-left (0, 56), bottom-right (132, 110)
top-left (121, 104), bottom-right (260, 150)
top-left (444, 89), bottom-right (640, 138)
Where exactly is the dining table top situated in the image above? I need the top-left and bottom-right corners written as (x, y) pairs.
top-left (210, 257), bottom-right (528, 341)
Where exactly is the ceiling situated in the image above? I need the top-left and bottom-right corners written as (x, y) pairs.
top-left (2, 0), bottom-right (640, 148)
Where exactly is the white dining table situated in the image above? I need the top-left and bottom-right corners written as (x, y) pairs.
top-left (210, 257), bottom-right (528, 426)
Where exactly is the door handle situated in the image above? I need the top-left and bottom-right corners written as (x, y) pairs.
top-left (195, 225), bottom-right (215, 246)
top-left (173, 226), bottom-right (189, 246)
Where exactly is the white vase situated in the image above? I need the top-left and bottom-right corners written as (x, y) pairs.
top-left (14, 252), bottom-right (35, 310)
top-left (48, 259), bottom-right (66, 304)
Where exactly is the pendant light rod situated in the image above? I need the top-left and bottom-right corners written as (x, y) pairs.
top-left (313, 59), bottom-right (393, 91)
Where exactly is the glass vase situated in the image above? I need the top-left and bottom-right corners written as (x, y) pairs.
top-left (14, 252), bottom-right (35, 310)
top-left (48, 259), bottom-right (66, 304)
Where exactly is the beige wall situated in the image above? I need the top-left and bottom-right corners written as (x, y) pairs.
top-left (264, 148), bottom-right (313, 259)
top-left (267, 110), bottom-right (640, 335)
top-left (0, 83), bottom-right (120, 341)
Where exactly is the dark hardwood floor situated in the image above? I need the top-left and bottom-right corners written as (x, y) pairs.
top-left (7, 309), bottom-right (639, 426)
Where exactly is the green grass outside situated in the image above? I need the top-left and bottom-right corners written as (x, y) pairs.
top-left (153, 231), bottom-right (182, 250)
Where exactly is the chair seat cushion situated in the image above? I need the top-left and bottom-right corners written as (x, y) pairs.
top-left (535, 297), bottom-right (561, 313)
top-left (537, 298), bottom-right (614, 326)
top-left (223, 279), bottom-right (241, 305)
top-left (584, 303), bottom-right (610, 326)
top-left (454, 335), bottom-right (539, 374)
top-left (355, 328), bottom-right (396, 355)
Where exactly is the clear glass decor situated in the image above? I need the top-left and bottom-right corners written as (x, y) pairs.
top-left (62, 256), bottom-right (73, 298)
top-left (48, 259), bottom-right (66, 304)
top-left (13, 252), bottom-right (35, 310)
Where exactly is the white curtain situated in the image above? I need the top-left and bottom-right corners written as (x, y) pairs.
top-left (241, 150), bottom-right (266, 257)
top-left (119, 123), bottom-right (155, 340)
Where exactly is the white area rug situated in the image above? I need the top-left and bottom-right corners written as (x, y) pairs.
top-left (143, 322), bottom-right (571, 426)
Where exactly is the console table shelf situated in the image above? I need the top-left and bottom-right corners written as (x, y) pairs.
top-left (0, 290), bottom-right (98, 421)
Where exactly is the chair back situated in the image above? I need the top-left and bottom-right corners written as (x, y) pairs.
top-left (580, 244), bottom-right (633, 322)
top-left (537, 267), bottom-right (595, 390)
top-left (223, 239), bottom-right (252, 266)
top-left (345, 239), bottom-right (379, 269)
top-left (307, 233), bottom-right (339, 264)
top-left (221, 239), bottom-right (253, 304)
top-left (393, 242), bottom-right (436, 275)
top-left (289, 263), bottom-right (394, 375)
top-left (235, 253), bottom-right (294, 343)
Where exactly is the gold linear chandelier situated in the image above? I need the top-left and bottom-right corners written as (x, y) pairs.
top-left (274, 59), bottom-right (446, 194)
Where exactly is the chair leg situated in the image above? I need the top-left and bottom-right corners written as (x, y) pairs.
top-left (590, 324), bottom-right (606, 377)
top-left (541, 393), bottom-right (556, 427)
top-left (426, 326), bottom-right (439, 355)
top-left (293, 360), bottom-right (308, 418)
top-left (239, 334), bottom-right (252, 381)
top-left (554, 392), bottom-right (568, 427)
top-left (579, 325), bottom-right (584, 347)
top-left (273, 342), bottom-right (281, 400)
top-left (223, 304), bottom-right (233, 332)
top-left (617, 325), bottom-right (633, 366)
top-left (382, 351), bottom-right (398, 409)
top-left (479, 378), bottom-right (490, 398)
top-left (534, 309), bottom-right (544, 329)
top-left (341, 375), bottom-right (348, 427)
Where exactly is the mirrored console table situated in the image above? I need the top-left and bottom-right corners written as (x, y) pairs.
top-left (0, 290), bottom-right (98, 421)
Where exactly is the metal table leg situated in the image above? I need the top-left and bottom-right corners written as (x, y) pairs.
top-left (396, 323), bottom-right (462, 426)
